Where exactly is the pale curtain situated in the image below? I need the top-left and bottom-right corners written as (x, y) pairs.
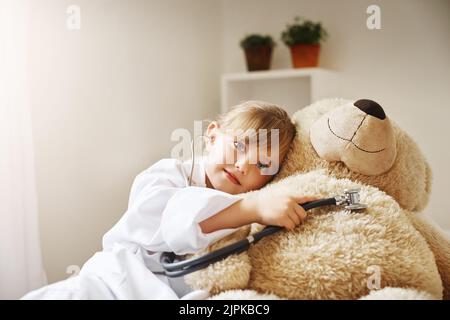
top-left (0, 0), bottom-right (47, 299)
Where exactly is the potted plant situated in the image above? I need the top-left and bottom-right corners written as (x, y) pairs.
top-left (281, 17), bottom-right (328, 68)
top-left (240, 34), bottom-right (275, 71)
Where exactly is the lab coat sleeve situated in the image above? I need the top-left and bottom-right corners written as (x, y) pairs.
top-left (159, 187), bottom-right (243, 255)
top-left (102, 160), bottom-right (243, 255)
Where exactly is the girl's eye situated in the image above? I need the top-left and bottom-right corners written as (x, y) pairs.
top-left (256, 162), bottom-right (270, 170)
top-left (233, 141), bottom-right (246, 153)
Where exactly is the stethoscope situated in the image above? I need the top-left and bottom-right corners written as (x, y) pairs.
top-left (186, 135), bottom-right (209, 187)
top-left (159, 189), bottom-right (367, 277)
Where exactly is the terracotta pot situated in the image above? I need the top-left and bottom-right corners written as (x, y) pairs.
top-left (290, 44), bottom-right (320, 68)
top-left (244, 45), bottom-right (273, 71)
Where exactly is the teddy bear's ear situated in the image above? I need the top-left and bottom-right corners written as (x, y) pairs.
top-left (309, 99), bottom-right (397, 176)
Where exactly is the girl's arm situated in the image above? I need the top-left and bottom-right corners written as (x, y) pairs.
top-left (199, 198), bottom-right (258, 234)
top-left (103, 159), bottom-right (243, 255)
top-left (199, 194), bottom-right (318, 234)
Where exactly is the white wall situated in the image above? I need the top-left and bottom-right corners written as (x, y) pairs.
top-left (29, 0), bottom-right (221, 283)
top-left (221, 0), bottom-right (450, 229)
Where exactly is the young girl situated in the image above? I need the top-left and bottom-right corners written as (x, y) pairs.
top-left (22, 100), bottom-right (316, 300)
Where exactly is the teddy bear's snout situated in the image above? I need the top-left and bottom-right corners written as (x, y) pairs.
top-left (309, 99), bottom-right (397, 176)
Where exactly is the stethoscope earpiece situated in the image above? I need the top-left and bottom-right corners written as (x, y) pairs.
top-left (187, 134), bottom-right (211, 187)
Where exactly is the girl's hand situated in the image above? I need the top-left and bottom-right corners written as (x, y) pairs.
top-left (250, 194), bottom-right (320, 230)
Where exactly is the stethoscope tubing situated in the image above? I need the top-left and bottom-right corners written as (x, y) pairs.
top-left (160, 197), bottom-right (337, 277)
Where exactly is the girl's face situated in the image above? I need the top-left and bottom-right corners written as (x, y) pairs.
top-left (204, 122), bottom-right (279, 195)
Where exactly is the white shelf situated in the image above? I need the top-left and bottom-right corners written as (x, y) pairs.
top-left (221, 68), bottom-right (340, 115)
top-left (222, 68), bottom-right (326, 81)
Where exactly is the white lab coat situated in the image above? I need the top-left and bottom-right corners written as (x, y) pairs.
top-left (22, 157), bottom-right (242, 299)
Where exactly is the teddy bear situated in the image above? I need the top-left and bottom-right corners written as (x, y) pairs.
top-left (183, 98), bottom-right (450, 300)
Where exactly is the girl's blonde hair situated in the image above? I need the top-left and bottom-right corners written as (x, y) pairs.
top-left (216, 100), bottom-right (296, 161)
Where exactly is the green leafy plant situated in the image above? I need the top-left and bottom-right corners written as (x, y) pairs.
top-left (281, 17), bottom-right (328, 46)
top-left (240, 34), bottom-right (276, 49)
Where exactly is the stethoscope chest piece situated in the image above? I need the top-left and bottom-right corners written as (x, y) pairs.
top-left (335, 188), bottom-right (367, 211)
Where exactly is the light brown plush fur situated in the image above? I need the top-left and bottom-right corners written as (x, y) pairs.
top-left (410, 212), bottom-right (450, 299)
top-left (184, 98), bottom-right (448, 300)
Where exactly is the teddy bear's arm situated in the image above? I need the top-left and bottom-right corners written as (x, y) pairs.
top-left (184, 226), bottom-right (253, 294)
top-left (410, 212), bottom-right (450, 300)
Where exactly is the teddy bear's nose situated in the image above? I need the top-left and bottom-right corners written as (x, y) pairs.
top-left (354, 99), bottom-right (386, 120)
